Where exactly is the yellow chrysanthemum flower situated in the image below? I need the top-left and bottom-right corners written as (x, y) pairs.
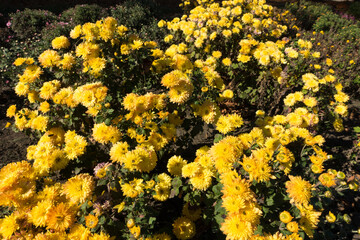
top-left (38, 49), bottom-right (61, 68)
top-left (167, 155), bottom-right (187, 176)
top-left (110, 141), bottom-right (129, 163)
top-left (62, 173), bottom-right (95, 204)
top-left (0, 213), bottom-right (19, 239)
top-left (85, 214), bottom-right (98, 228)
top-left (30, 200), bottom-right (52, 227)
top-left (287, 221), bottom-right (299, 233)
top-left (318, 172), bottom-right (336, 187)
top-left (63, 130), bottom-right (87, 160)
top-left (121, 178), bottom-right (144, 198)
top-left (153, 184), bottom-right (170, 201)
top-left (68, 224), bottom-right (92, 239)
top-left (216, 113), bottom-right (243, 134)
top-left (172, 217), bottom-right (196, 240)
top-left (46, 202), bottom-right (75, 231)
top-left (70, 25), bottom-right (82, 39)
top-left (52, 36), bottom-right (70, 49)
top-left (285, 175), bottom-right (312, 205)
top-left (221, 214), bottom-right (254, 240)
top-left (279, 211), bottom-right (293, 224)
top-left (6, 105), bottom-right (16, 118)
top-left (60, 53), bottom-right (76, 70)
top-left (92, 122), bottom-right (121, 144)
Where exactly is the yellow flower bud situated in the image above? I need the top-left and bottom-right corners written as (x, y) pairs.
top-left (326, 211), bottom-right (336, 223)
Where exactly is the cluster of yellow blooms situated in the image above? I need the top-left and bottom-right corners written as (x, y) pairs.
top-left (220, 170), bottom-right (262, 240)
top-left (2, 0), bottom-right (358, 238)
top-left (0, 160), bottom-right (114, 239)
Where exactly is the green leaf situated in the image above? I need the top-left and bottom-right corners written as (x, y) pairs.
top-left (169, 189), bottom-right (179, 199)
top-left (106, 95), bottom-right (113, 101)
top-left (172, 177), bottom-right (182, 188)
top-left (214, 134), bottom-right (224, 143)
top-left (97, 179), bottom-right (107, 186)
top-left (353, 76), bottom-right (360, 84)
top-left (353, 126), bottom-right (360, 133)
top-left (214, 200), bottom-right (224, 214)
top-left (184, 193), bottom-right (190, 202)
top-left (215, 214), bottom-right (225, 225)
top-left (254, 225), bottom-right (264, 235)
top-left (80, 202), bottom-right (88, 212)
top-left (104, 118), bottom-right (111, 125)
top-left (212, 183), bottom-right (223, 198)
top-left (263, 206), bottom-right (269, 214)
top-left (74, 167), bottom-right (82, 175)
top-left (108, 219), bottom-right (115, 226)
top-left (266, 196), bottom-right (274, 206)
top-left (298, 231), bottom-right (305, 239)
top-left (54, 72), bottom-right (63, 79)
top-left (170, 177), bottom-right (182, 198)
top-left (149, 217), bottom-right (156, 225)
top-left (98, 215), bottom-right (106, 225)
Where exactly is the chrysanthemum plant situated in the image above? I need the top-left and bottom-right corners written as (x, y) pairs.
top-left (2, 0), bottom-right (359, 239)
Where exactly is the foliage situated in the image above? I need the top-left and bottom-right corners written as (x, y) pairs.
top-left (108, 0), bottom-right (168, 42)
top-left (9, 8), bottom-right (57, 39)
top-left (60, 4), bottom-right (109, 27)
top-left (40, 21), bottom-right (73, 48)
top-left (0, 34), bottom-right (48, 87)
top-left (348, 1), bottom-right (360, 19)
top-left (0, 27), bottom-right (11, 47)
top-left (313, 12), bottom-right (352, 32)
top-left (109, 0), bottom-right (159, 35)
top-left (296, 29), bottom-right (360, 99)
top-left (286, 0), bottom-right (332, 30)
top-left (336, 24), bottom-right (360, 43)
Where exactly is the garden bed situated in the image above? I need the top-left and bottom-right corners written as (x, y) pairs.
top-left (0, 0), bottom-right (360, 239)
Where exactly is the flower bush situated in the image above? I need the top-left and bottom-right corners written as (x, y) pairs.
top-left (1, 0), bottom-right (360, 239)
top-left (60, 4), bottom-right (109, 27)
top-left (9, 9), bottom-right (58, 39)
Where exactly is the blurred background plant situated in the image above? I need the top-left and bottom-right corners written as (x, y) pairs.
top-left (9, 9), bottom-right (58, 39)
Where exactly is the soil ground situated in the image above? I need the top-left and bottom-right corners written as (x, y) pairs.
top-left (0, 86), bottom-right (34, 169)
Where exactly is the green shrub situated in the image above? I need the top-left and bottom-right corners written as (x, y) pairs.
top-left (109, 0), bottom-right (167, 42)
top-left (60, 4), bottom-right (108, 27)
top-left (41, 21), bottom-right (73, 47)
top-left (0, 27), bottom-right (11, 47)
top-left (110, 0), bottom-right (156, 31)
top-left (0, 34), bottom-right (47, 87)
top-left (336, 24), bottom-right (360, 42)
top-left (137, 18), bottom-right (167, 42)
top-left (296, 29), bottom-right (360, 100)
top-left (348, 1), bottom-right (360, 19)
top-left (285, 0), bottom-right (332, 30)
top-left (313, 12), bottom-right (352, 32)
top-left (9, 9), bottom-right (57, 39)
